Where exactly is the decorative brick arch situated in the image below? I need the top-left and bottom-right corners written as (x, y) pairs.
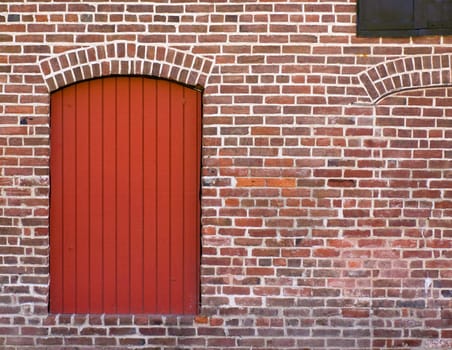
top-left (39, 41), bottom-right (214, 92)
top-left (359, 54), bottom-right (452, 104)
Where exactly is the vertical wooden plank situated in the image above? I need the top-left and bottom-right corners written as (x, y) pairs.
top-left (116, 77), bottom-right (131, 313)
top-left (183, 88), bottom-right (201, 314)
top-left (61, 86), bottom-right (77, 313)
top-left (169, 84), bottom-right (185, 313)
top-left (89, 78), bottom-right (104, 313)
top-left (50, 92), bottom-right (64, 313)
top-left (75, 82), bottom-right (90, 313)
top-left (143, 78), bottom-right (158, 313)
top-left (195, 90), bottom-right (202, 314)
top-left (156, 80), bottom-right (171, 313)
top-left (103, 77), bottom-right (117, 313)
top-left (129, 77), bottom-right (144, 313)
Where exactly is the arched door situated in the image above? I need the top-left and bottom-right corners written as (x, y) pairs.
top-left (50, 77), bottom-right (201, 314)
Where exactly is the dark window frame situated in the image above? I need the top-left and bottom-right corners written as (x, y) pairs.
top-left (357, 0), bottom-right (452, 37)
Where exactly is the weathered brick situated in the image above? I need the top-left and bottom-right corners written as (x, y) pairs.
top-left (0, 1), bottom-right (451, 349)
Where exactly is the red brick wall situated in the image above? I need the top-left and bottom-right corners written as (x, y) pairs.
top-left (1, 1), bottom-right (451, 349)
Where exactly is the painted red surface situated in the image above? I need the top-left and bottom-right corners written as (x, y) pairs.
top-left (50, 77), bottom-right (201, 314)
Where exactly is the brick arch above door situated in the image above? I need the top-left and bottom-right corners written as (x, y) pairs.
top-left (39, 41), bottom-right (214, 92)
top-left (359, 54), bottom-right (452, 104)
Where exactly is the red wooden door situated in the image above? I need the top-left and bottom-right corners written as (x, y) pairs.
top-left (50, 77), bottom-right (201, 314)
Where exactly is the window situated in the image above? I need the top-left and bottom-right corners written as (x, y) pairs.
top-left (50, 77), bottom-right (201, 314)
top-left (357, 0), bottom-right (452, 37)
